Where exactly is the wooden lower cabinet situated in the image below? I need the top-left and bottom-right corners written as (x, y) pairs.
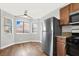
top-left (56, 36), bottom-right (66, 56)
top-left (57, 42), bottom-right (66, 56)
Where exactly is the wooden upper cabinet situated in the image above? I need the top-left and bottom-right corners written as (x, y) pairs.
top-left (60, 3), bottom-right (79, 25)
top-left (70, 3), bottom-right (79, 13)
top-left (60, 5), bottom-right (70, 25)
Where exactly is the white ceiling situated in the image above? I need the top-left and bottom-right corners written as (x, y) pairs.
top-left (0, 3), bottom-right (69, 19)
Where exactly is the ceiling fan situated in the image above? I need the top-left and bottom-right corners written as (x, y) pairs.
top-left (15, 10), bottom-right (32, 19)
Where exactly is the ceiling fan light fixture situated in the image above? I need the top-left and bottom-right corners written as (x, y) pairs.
top-left (15, 10), bottom-right (33, 19)
top-left (24, 10), bottom-right (27, 16)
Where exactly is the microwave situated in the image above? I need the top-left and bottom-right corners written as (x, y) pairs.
top-left (69, 11), bottom-right (79, 25)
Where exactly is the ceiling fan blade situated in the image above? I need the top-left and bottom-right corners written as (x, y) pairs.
top-left (15, 15), bottom-right (24, 17)
top-left (27, 15), bottom-right (32, 18)
top-left (15, 15), bottom-right (32, 19)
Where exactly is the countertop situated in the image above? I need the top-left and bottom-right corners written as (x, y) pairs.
top-left (56, 36), bottom-right (71, 38)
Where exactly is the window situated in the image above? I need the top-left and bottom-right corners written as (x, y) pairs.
top-left (32, 23), bottom-right (38, 33)
top-left (4, 16), bottom-right (12, 33)
top-left (23, 22), bottom-right (30, 33)
top-left (16, 19), bottom-right (30, 33)
top-left (16, 19), bottom-right (23, 33)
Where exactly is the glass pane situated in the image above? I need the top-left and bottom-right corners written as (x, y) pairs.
top-left (24, 22), bottom-right (30, 33)
top-left (16, 19), bottom-right (23, 33)
top-left (32, 23), bottom-right (38, 32)
top-left (4, 17), bottom-right (12, 33)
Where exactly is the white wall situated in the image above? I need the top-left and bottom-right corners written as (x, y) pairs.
top-left (1, 9), bottom-right (15, 48)
top-left (0, 9), bottom-right (1, 47)
top-left (40, 8), bottom-right (60, 21)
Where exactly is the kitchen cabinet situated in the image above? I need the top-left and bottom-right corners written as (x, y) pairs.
top-left (70, 3), bottom-right (79, 13)
top-left (57, 42), bottom-right (65, 56)
top-left (56, 36), bottom-right (66, 56)
top-left (60, 5), bottom-right (70, 25)
top-left (60, 3), bottom-right (79, 25)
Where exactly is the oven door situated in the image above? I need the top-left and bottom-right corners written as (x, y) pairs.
top-left (66, 34), bottom-right (79, 56)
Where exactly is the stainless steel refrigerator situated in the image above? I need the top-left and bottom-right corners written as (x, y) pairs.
top-left (42, 17), bottom-right (61, 56)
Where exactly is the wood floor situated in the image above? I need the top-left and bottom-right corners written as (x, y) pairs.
top-left (0, 42), bottom-right (47, 56)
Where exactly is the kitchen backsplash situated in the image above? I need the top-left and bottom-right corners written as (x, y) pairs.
top-left (62, 32), bottom-right (72, 37)
top-left (62, 25), bottom-right (79, 37)
top-left (62, 25), bottom-right (72, 32)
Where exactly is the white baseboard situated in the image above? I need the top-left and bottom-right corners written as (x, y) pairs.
top-left (15, 40), bottom-right (40, 44)
top-left (0, 40), bottom-right (40, 49)
top-left (0, 43), bottom-right (15, 49)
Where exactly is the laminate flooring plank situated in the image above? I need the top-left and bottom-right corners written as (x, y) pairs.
top-left (0, 42), bottom-right (47, 56)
